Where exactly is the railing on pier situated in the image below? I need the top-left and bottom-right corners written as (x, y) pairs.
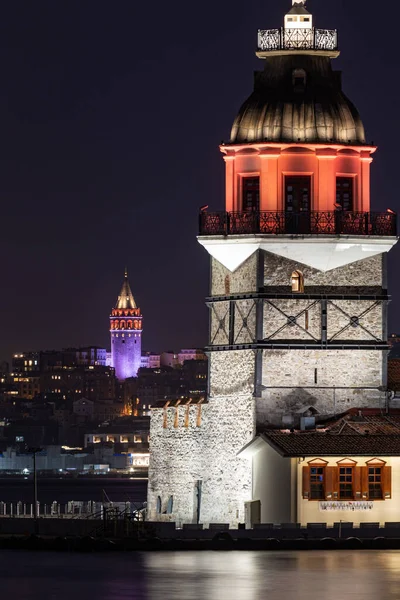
top-left (0, 500), bottom-right (145, 520)
top-left (199, 211), bottom-right (397, 237)
top-left (257, 28), bottom-right (338, 52)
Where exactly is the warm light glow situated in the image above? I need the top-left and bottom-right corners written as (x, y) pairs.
top-left (291, 270), bottom-right (304, 293)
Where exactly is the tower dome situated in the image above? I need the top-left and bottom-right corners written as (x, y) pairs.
top-left (230, 1), bottom-right (365, 145)
top-left (230, 55), bottom-right (366, 145)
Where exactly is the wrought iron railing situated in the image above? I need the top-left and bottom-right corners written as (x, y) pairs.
top-left (257, 28), bottom-right (338, 52)
top-left (199, 211), bottom-right (397, 237)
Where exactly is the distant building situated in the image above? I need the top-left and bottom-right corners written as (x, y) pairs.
top-left (75, 347), bottom-right (107, 367)
top-left (12, 375), bottom-right (41, 399)
top-left (177, 349), bottom-right (207, 364)
top-left (83, 417), bottom-right (150, 453)
top-left (160, 349), bottom-right (206, 369)
top-left (12, 352), bottom-right (40, 374)
top-left (141, 352), bottom-right (161, 369)
top-left (0, 444), bottom-right (149, 474)
top-left (40, 365), bottom-right (116, 403)
top-left (72, 397), bottom-right (94, 419)
top-left (160, 352), bottom-right (178, 369)
top-left (110, 269), bottom-right (143, 380)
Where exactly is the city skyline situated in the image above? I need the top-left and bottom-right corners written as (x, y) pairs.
top-left (1, 0), bottom-right (399, 361)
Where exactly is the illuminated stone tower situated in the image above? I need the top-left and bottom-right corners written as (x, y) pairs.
top-left (147, 1), bottom-right (397, 526)
top-left (110, 269), bottom-right (142, 380)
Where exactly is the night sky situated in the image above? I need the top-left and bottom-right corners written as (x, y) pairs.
top-left (1, 0), bottom-right (399, 361)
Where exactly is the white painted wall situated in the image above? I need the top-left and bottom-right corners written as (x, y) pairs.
top-left (297, 456), bottom-right (400, 526)
top-left (252, 442), bottom-right (294, 524)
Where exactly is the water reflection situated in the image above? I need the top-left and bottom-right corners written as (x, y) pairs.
top-left (1, 550), bottom-right (400, 599)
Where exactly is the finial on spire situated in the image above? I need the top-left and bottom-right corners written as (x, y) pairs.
top-left (124, 266), bottom-right (128, 279)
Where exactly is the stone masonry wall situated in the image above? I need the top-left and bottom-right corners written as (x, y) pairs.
top-left (259, 349), bottom-right (384, 426)
top-left (147, 350), bottom-right (256, 527)
top-left (211, 253), bottom-right (258, 296)
top-left (327, 300), bottom-right (382, 341)
top-left (210, 301), bottom-right (230, 346)
top-left (263, 298), bottom-right (382, 342)
top-left (210, 253), bottom-right (259, 346)
top-left (264, 298), bottom-right (321, 341)
top-left (264, 252), bottom-right (383, 289)
top-left (147, 405), bottom-right (204, 524)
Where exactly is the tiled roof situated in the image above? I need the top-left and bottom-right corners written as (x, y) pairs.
top-left (260, 410), bottom-right (400, 457)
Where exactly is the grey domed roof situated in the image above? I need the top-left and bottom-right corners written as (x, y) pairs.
top-left (230, 55), bottom-right (366, 145)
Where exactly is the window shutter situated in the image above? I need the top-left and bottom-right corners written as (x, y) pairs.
top-left (383, 466), bottom-right (392, 499)
top-left (302, 466), bottom-right (310, 499)
top-left (325, 466), bottom-right (337, 500)
top-left (354, 466), bottom-right (362, 499)
top-left (361, 466), bottom-right (369, 499)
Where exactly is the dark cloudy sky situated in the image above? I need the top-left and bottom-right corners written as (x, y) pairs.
top-left (0, 0), bottom-right (399, 360)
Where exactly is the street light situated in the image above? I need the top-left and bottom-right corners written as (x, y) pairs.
top-left (27, 447), bottom-right (42, 534)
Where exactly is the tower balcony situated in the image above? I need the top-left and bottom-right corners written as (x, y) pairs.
top-left (257, 27), bottom-right (338, 55)
top-left (199, 211), bottom-right (397, 238)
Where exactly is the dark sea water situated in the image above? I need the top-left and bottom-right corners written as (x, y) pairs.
top-left (0, 478), bottom-right (147, 504)
top-left (0, 550), bottom-right (400, 599)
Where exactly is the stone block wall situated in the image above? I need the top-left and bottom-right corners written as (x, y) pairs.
top-left (259, 349), bottom-right (384, 425)
top-left (147, 405), bottom-right (204, 523)
top-left (264, 298), bottom-right (321, 341)
top-left (263, 251), bottom-right (383, 289)
top-left (210, 253), bottom-right (260, 347)
top-left (211, 253), bottom-right (258, 296)
top-left (147, 350), bottom-right (256, 527)
top-left (210, 301), bottom-right (230, 346)
top-left (327, 300), bottom-right (382, 341)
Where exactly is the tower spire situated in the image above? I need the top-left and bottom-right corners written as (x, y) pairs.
top-left (115, 271), bottom-right (136, 310)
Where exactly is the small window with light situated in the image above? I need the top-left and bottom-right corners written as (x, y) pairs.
top-left (291, 270), bottom-right (304, 293)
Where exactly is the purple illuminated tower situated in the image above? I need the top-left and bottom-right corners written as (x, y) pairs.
top-left (110, 269), bottom-right (143, 380)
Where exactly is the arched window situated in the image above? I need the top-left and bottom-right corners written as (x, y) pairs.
top-left (120, 320), bottom-right (126, 330)
top-left (291, 270), bottom-right (304, 293)
top-left (156, 496), bottom-right (162, 514)
top-left (166, 496), bottom-right (173, 514)
top-left (224, 275), bottom-right (230, 295)
top-left (127, 320), bottom-right (133, 329)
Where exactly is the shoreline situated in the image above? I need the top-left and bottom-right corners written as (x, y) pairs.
top-left (0, 534), bottom-right (399, 552)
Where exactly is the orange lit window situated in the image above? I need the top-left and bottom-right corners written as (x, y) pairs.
top-left (291, 270), bottom-right (304, 293)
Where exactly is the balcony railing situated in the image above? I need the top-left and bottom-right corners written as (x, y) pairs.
top-left (199, 211), bottom-right (397, 237)
top-left (257, 28), bottom-right (338, 52)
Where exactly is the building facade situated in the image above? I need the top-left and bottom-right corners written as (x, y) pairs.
top-left (147, 0), bottom-right (398, 526)
top-left (110, 270), bottom-right (143, 380)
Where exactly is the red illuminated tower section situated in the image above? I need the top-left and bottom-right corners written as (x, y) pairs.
top-left (110, 269), bottom-right (142, 380)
